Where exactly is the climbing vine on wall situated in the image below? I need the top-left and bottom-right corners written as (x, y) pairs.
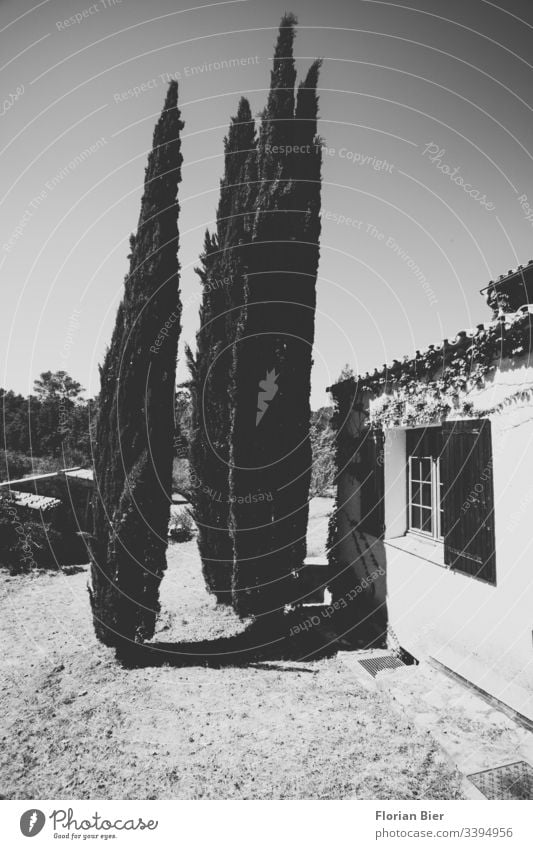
top-left (356, 312), bottom-right (533, 428)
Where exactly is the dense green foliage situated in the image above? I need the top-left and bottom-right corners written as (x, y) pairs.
top-left (188, 99), bottom-right (256, 604)
top-left (0, 491), bottom-right (82, 574)
top-left (230, 15), bottom-right (322, 616)
top-left (0, 371), bottom-right (94, 478)
top-left (90, 82), bottom-right (183, 648)
top-left (188, 15), bottom-right (322, 618)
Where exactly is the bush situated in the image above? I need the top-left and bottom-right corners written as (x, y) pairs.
top-left (0, 492), bottom-right (87, 573)
top-left (21, 456), bottom-right (60, 476)
top-left (168, 509), bottom-right (195, 543)
top-left (0, 493), bottom-right (56, 573)
top-left (25, 451), bottom-right (90, 476)
top-left (0, 494), bottom-right (26, 571)
top-left (0, 451), bottom-right (33, 482)
top-left (0, 450), bottom-right (91, 484)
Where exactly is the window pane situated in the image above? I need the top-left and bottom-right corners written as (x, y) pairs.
top-left (421, 458), bottom-right (431, 481)
top-left (421, 483), bottom-right (432, 507)
top-left (408, 433), bottom-right (445, 540)
top-left (421, 508), bottom-right (432, 533)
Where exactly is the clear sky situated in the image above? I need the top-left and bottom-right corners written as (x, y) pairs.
top-left (1, 0), bottom-right (533, 408)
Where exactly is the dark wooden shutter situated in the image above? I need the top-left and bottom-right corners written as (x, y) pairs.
top-left (360, 427), bottom-right (385, 538)
top-left (441, 418), bottom-right (496, 584)
top-left (406, 427), bottom-right (443, 459)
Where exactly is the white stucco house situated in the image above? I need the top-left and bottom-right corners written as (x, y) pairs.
top-left (327, 262), bottom-right (533, 723)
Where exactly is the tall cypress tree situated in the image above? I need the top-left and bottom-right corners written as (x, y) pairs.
top-left (90, 82), bottom-right (183, 648)
top-left (188, 99), bottom-right (256, 604)
top-left (230, 15), bottom-right (322, 618)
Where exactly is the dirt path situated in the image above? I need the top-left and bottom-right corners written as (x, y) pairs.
top-left (0, 541), bottom-right (462, 799)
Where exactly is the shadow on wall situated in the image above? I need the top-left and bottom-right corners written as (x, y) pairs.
top-left (328, 518), bottom-right (388, 646)
top-left (326, 397), bottom-right (389, 646)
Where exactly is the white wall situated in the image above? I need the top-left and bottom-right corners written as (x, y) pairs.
top-left (383, 428), bottom-right (406, 539)
top-left (381, 363), bottom-right (533, 720)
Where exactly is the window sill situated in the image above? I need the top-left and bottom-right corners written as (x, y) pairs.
top-left (384, 533), bottom-right (446, 568)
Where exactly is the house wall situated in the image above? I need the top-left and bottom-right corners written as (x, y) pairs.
top-left (383, 359), bottom-right (533, 720)
top-left (332, 404), bottom-right (387, 614)
top-left (332, 355), bottom-right (533, 719)
top-left (383, 428), bottom-right (406, 539)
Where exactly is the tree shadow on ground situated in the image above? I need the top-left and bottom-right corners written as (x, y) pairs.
top-left (116, 605), bottom-right (387, 669)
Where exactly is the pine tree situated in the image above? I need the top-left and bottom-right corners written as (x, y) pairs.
top-left (230, 15), bottom-right (322, 618)
top-left (188, 99), bottom-right (256, 604)
top-left (90, 82), bottom-right (183, 648)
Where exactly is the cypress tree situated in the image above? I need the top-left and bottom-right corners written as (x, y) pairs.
top-left (90, 82), bottom-right (183, 648)
top-left (188, 99), bottom-right (256, 604)
top-left (187, 229), bottom-right (232, 603)
top-left (230, 15), bottom-right (322, 618)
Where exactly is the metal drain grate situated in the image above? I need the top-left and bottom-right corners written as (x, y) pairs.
top-left (467, 761), bottom-right (533, 800)
top-left (358, 654), bottom-right (405, 678)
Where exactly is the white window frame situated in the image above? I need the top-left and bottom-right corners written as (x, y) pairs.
top-left (408, 453), bottom-right (443, 541)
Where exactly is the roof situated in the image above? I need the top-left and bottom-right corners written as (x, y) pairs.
top-left (0, 470), bottom-right (59, 488)
top-left (9, 490), bottom-right (62, 512)
top-left (328, 306), bottom-right (533, 397)
top-left (480, 259), bottom-right (533, 295)
top-left (63, 468), bottom-right (93, 482)
top-left (0, 467), bottom-right (94, 490)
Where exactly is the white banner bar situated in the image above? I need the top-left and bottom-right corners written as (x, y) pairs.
top-left (2, 800), bottom-right (532, 848)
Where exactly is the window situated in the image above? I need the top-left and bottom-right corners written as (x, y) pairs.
top-left (404, 421), bottom-right (496, 584)
top-left (364, 419), bottom-right (496, 584)
top-left (407, 428), bottom-right (443, 540)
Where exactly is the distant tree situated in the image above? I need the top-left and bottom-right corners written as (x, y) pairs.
top-left (336, 363), bottom-right (355, 382)
top-left (1, 375), bottom-right (94, 474)
top-left (33, 370), bottom-right (84, 400)
top-left (0, 389), bottom-right (31, 455)
top-left (0, 448), bottom-right (33, 481)
top-left (188, 98), bottom-right (256, 604)
top-left (69, 397), bottom-right (95, 463)
top-left (30, 371), bottom-right (84, 458)
top-left (90, 82), bottom-right (183, 649)
top-left (230, 14), bottom-right (322, 618)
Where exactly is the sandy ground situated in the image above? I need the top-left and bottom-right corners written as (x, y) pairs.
top-left (0, 534), bottom-right (463, 800)
top-left (305, 496), bottom-right (332, 559)
top-left (377, 662), bottom-right (533, 790)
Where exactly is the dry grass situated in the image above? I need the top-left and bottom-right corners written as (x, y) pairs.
top-left (0, 540), bottom-right (463, 799)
